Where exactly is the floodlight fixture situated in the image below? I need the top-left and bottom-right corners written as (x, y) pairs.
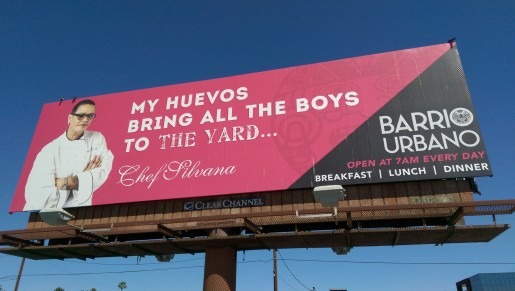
top-left (313, 185), bottom-right (346, 208)
top-left (39, 208), bottom-right (75, 226)
top-left (39, 208), bottom-right (110, 242)
top-left (331, 247), bottom-right (352, 255)
top-left (296, 185), bottom-right (346, 219)
top-left (155, 253), bottom-right (175, 262)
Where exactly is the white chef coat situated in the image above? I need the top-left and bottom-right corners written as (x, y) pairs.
top-left (24, 131), bottom-right (114, 211)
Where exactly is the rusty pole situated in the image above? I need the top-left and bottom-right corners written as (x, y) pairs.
top-left (274, 249), bottom-right (278, 291)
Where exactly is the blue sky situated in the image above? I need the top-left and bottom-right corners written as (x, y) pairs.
top-left (1, 1), bottom-right (514, 290)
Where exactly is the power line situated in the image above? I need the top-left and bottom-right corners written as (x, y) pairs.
top-left (277, 250), bottom-right (313, 291)
top-left (54, 256), bottom-right (206, 266)
top-left (278, 273), bottom-right (301, 291)
top-left (1, 257), bottom-right (512, 282)
top-left (276, 258), bottom-right (515, 265)
top-left (1, 264), bottom-right (205, 281)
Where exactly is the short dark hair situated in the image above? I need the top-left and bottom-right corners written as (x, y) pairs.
top-left (71, 99), bottom-right (95, 114)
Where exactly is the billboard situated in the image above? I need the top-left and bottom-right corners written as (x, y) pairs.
top-left (10, 42), bottom-right (492, 212)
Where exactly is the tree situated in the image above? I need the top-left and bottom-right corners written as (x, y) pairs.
top-left (118, 281), bottom-right (128, 290)
top-left (55, 288), bottom-right (65, 291)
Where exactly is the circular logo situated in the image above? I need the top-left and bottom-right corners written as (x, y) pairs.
top-left (450, 108), bottom-right (474, 127)
top-left (183, 202), bottom-right (194, 211)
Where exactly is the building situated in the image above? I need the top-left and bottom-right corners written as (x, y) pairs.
top-left (456, 272), bottom-right (515, 291)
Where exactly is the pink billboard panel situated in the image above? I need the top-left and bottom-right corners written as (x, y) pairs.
top-left (10, 43), bottom-right (492, 212)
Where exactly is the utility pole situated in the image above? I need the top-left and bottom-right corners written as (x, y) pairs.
top-left (273, 249), bottom-right (278, 291)
top-left (14, 257), bottom-right (25, 291)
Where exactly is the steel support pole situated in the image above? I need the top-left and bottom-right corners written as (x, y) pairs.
top-left (203, 229), bottom-right (237, 291)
